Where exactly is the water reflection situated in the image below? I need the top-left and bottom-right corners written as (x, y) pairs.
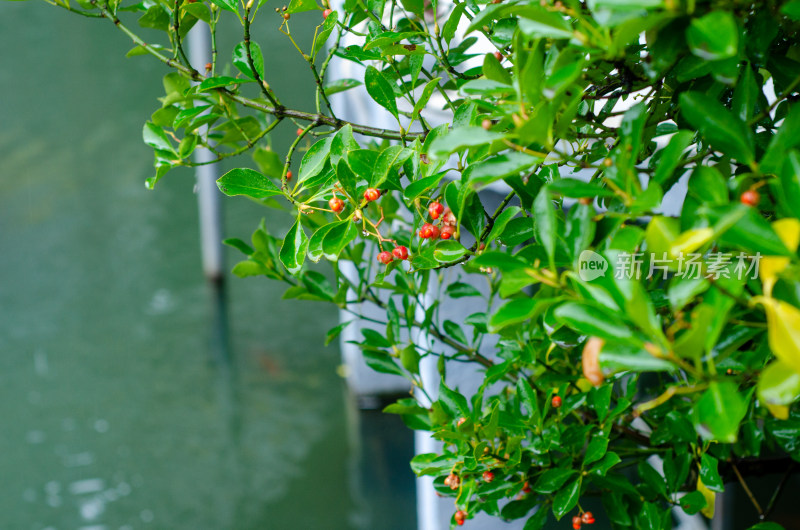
top-left (0, 3), bottom-right (416, 528)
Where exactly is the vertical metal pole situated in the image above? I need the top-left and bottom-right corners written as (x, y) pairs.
top-left (188, 24), bottom-right (224, 282)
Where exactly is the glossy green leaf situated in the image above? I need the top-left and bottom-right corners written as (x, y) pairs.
top-left (679, 92), bottom-right (754, 163)
top-left (686, 11), bottom-right (739, 61)
top-left (232, 41), bottom-right (265, 80)
top-left (217, 168), bottom-right (283, 198)
top-left (428, 127), bottom-right (505, 158)
top-left (692, 381), bottom-right (748, 442)
top-left (533, 187), bottom-right (556, 267)
top-left (364, 66), bottom-right (398, 119)
top-left (279, 218), bottom-right (309, 275)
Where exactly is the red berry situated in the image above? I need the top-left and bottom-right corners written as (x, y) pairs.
top-left (582, 512), bottom-right (595, 524)
top-left (482, 470), bottom-right (494, 483)
top-left (392, 246), bottom-right (409, 260)
top-left (454, 510), bottom-right (467, 525)
top-left (440, 226), bottom-right (454, 240)
top-left (430, 225), bottom-right (440, 239)
top-left (377, 251), bottom-right (394, 265)
top-left (522, 481), bottom-right (531, 493)
top-left (283, 12), bottom-right (290, 19)
top-left (741, 189), bottom-right (760, 206)
top-left (323, 7), bottom-right (332, 17)
top-left (573, 515), bottom-right (582, 529)
top-left (551, 395), bottom-right (562, 408)
top-left (364, 188), bottom-right (380, 202)
top-left (573, 522), bottom-right (582, 530)
top-left (494, 51), bottom-right (503, 62)
top-left (428, 201), bottom-right (444, 220)
top-left (419, 223), bottom-right (434, 239)
top-left (329, 197), bottom-right (344, 213)
top-left (285, 170), bottom-right (293, 180)
top-left (446, 473), bottom-right (460, 490)
top-left (296, 128), bottom-right (304, 136)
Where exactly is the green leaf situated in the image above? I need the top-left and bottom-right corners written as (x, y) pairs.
top-left (142, 122), bottom-right (175, 154)
top-left (483, 52), bottom-right (512, 85)
top-left (517, 6), bottom-right (573, 39)
top-left (599, 342), bottom-right (676, 374)
top-left (411, 77), bottom-right (441, 124)
top-left (400, 344), bottom-right (421, 374)
top-left (217, 168), bottom-right (283, 199)
top-left (653, 131), bottom-right (694, 186)
top-left (533, 187), bottom-right (556, 267)
top-left (679, 491), bottom-right (707, 516)
top-left (554, 302), bottom-right (636, 342)
top-left (198, 76), bottom-right (244, 91)
top-left (552, 478), bottom-right (580, 520)
top-left (760, 105), bottom-right (800, 175)
top-left (445, 282), bottom-right (482, 299)
top-left (547, 178), bottom-right (614, 198)
top-left (325, 320), bottom-right (352, 346)
top-left (364, 66), bottom-right (398, 119)
top-left (757, 360), bottom-right (800, 405)
top-left (428, 127), bottom-right (505, 158)
top-left (532, 468), bottom-right (576, 494)
top-left (583, 436), bottom-right (608, 466)
top-left (490, 298), bottom-right (541, 332)
top-left (313, 10), bottom-right (338, 56)
top-left (486, 206), bottom-right (522, 246)
top-left (233, 41), bottom-right (265, 79)
top-left (372, 145), bottom-right (411, 187)
top-left (438, 380), bottom-right (470, 418)
top-left (679, 92), bottom-right (754, 163)
top-left (287, 0), bottom-right (318, 13)
top-left (363, 350), bottom-right (405, 376)
top-left (699, 453), bottom-right (724, 492)
top-left (279, 218), bottom-right (309, 275)
top-left (324, 78), bottom-right (362, 96)
top-left (433, 240), bottom-right (468, 263)
top-left (686, 11), bottom-right (739, 61)
top-left (298, 137), bottom-right (332, 184)
top-left (692, 381), bottom-right (748, 442)
top-left (466, 152), bottom-right (542, 191)
top-left (207, 0), bottom-right (237, 12)
top-left (321, 221), bottom-right (357, 261)
top-left (307, 222), bottom-right (341, 263)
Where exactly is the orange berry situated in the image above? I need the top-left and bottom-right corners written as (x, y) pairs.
top-left (741, 189), bottom-right (760, 206)
top-left (482, 470), bottom-right (494, 483)
top-left (419, 223), bottom-right (434, 239)
top-left (551, 395), bottom-right (562, 408)
top-left (329, 197), bottom-right (344, 213)
top-left (283, 12), bottom-right (290, 19)
top-left (296, 128), bottom-right (304, 136)
top-left (323, 8), bottom-right (332, 17)
top-left (377, 251), bottom-right (394, 265)
top-left (481, 118), bottom-right (492, 130)
top-left (364, 188), bottom-right (380, 202)
top-left (454, 510), bottom-right (467, 525)
top-left (285, 170), bottom-right (293, 180)
top-left (494, 51), bottom-right (503, 61)
top-left (429, 201), bottom-right (444, 220)
top-left (582, 512), bottom-right (595, 524)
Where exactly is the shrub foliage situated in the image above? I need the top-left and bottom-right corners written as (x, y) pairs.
top-left (28, 0), bottom-right (800, 526)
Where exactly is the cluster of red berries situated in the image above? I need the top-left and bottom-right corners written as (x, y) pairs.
top-left (419, 201), bottom-right (456, 240)
top-left (377, 246), bottom-right (409, 265)
top-left (572, 512), bottom-right (595, 529)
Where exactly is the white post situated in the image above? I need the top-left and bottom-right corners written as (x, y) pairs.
top-left (188, 24), bottom-right (224, 282)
